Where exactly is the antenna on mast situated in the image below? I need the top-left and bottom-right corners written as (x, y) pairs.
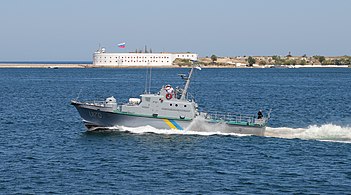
top-left (180, 60), bottom-right (199, 100)
top-left (76, 89), bottom-right (83, 100)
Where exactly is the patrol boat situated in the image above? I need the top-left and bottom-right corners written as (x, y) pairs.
top-left (71, 66), bottom-right (269, 136)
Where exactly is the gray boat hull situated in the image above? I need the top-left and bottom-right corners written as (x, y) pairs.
top-left (72, 102), bottom-right (265, 136)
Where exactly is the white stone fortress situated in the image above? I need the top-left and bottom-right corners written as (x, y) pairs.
top-left (93, 47), bottom-right (198, 67)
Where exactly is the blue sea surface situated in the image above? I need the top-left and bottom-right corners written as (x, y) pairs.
top-left (0, 68), bottom-right (350, 194)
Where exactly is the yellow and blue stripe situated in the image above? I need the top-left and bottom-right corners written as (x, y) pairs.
top-left (163, 119), bottom-right (183, 130)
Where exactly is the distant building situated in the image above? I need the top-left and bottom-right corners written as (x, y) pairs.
top-left (93, 48), bottom-right (198, 66)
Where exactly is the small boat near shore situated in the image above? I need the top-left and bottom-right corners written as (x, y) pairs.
top-left (71, 64), bottom-right (270, 136)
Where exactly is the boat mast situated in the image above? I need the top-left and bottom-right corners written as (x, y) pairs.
top-left (144, 67), bottom-right (149, 94)
top-left (149, 67), bottom-right (152, 94)
top-left (144, 62), bottom-right (152, 94)
top-left (180, 64), bottom-right (194, 100)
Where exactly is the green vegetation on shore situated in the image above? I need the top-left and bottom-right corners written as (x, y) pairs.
top-left (193, 54), bottom-right (351, 67)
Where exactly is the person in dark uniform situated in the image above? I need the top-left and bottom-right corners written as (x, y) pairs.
top-left (257, 110), bottom-right (263, 119)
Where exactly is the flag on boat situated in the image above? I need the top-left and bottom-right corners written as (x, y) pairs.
top-left (117, 42), bottom-right (126, 48)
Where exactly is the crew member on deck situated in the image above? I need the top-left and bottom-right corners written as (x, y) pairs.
top-left (257, 110), bottom-right (263, 119)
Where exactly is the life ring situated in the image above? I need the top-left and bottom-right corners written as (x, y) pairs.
top-left (166, 93), bottom-right (172, 100)
top-left (165, 85), bottom-right (171, 91)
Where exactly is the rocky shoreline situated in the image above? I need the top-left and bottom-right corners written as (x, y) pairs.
top-left (194, 55), bottom-right (351, 68)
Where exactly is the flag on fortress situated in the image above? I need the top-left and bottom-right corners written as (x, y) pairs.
top-left (117, 42), bottom-right (126, 48)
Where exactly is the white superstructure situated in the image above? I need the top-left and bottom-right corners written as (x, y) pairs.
top-left (93, 48), bottom-right (198, 66)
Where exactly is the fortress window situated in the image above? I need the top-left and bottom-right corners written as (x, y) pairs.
top-left (175, 104), bottom-right (178, 107)
top-left (184, 105), bottom-right (187, 107)
top-left (170, 104), bottom-right (172, 106)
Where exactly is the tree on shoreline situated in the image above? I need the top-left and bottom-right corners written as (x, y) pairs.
top-left (272, 55), bottom-right (283, 65)
top-left (258, 60), bottom-right (267, 65)
top-left (211, 54), bottom-right (217, 63)
top-left (247, 56), bottom-right (256, 66)
top-left (314, 55), bottom-right (326, 64)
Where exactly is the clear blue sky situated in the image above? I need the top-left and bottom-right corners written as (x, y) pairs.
top-left (1, 0), bottom-right (350, 61)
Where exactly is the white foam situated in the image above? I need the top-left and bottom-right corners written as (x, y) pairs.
top-left (109, 125), bottom-right (249, 137)
top-left (104, 116), bottom-right (250, 137)
top-left (99, 122), bottom-right (351, 143)
top-left (265, 124), bottom-right (351, 142)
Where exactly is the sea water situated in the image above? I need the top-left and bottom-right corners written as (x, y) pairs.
top-left (0, 68), bottom-right (350, 194)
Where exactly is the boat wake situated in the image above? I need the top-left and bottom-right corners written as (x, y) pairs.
top-left (97, 117), bottom-right (249, 137)
top-left (105, 125), bottom-right (250, 137)
top-left (265, 124), bottom-right (351, 143)
top-left (87, 116), bottom-right (248, 136)
top-left (89, 121), bottom-right (351, 143)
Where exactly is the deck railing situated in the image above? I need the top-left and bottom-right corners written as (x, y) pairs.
top-left (83, 100), bottom-right (106, 107)
top-left (205, 111), bottom-right (257, 124)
